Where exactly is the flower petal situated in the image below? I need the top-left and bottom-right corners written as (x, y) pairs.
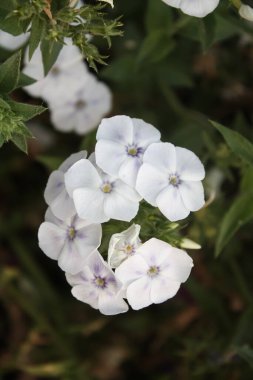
top-left (143, 142), bottom-right (177, 174)
top-left (115, 255), bottom-right (148, 286)
top-left (96, 115), bottom-right (133, 145)
top-left (118, 156), bottom-right (142, 187)
top-left (126, 277), bottom-right (152, 310)
top-left (150, 277), bottom-right (181, 304)
top-left (73, 188), bottom-right (108, 223)
top-left (71, 285), bottom-right (99, 309)
top-left (175, 147), bottom-right (205, 181)
top-left (179, 181), bottom-right (205, 211)
top-left (161, 247), bottom-right (193, 283)
top-left (38, 222), bottom-right (65, 260)
top-left (136, 163), bottom-right (168, 205)
top-left (95, 140), bottom-right (126, 176)
top-left (98, 292), bottom-right (128, 315)
top-left (50, 189), bottom-right (76, 221)
top-left (59, 150), bottom-right (87, 172)
top-left (132, 118), bottom-right (161, 147)
top-left (44, 170), bottom-right (64, 205)
top-left (104, 192), bottom-right (139, 222)
top-left (180, 0), bottom-right (219, 18)
top-left (65, 159), bottom-right (102, 197)
top-left (156, 185), bottom-right (190, 221)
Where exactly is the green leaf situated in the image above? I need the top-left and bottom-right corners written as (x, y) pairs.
top-left (0, 97), bottom-right (11, 109)
top-left (145, 0), bottom-right (173, 33)
top-left (17, 73), bottom-right (36, 88)
top-left (40, 40), bottom-right (62, 76)
top-left (29, 16), bottom-right (46, 59)
top-left (199, 14), bottom-right (216, 51)
top-left (215, 192), bottom-right (253, 257)
top-left (0, 51), bottom-right (21, 93)
top-left (11, 134), bottom-right (28, 153)
top-left (210, 120), bottom-right (253, 166)
top-left (7, 100), bottom-right (46, 121)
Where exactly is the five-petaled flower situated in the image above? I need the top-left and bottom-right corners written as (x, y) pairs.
top-left (136, 142), bottom-right (205, 221)
top-left (38, 208), bottom-right (102, 275)
top-left (65, 158), bottom-right (141, 223)
top-left (66, 250), bottom-right (128, 315)
top-left (115, 238), bottom-right (193, 310)
top-left (95, 115), bottom-right (161, 187)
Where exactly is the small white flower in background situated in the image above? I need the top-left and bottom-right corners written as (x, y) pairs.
top-left (239, 3), bottom-right (253, 21)
top-left (0, 30), bottom-right (29, 50)
top-left (66, 250), bottom-right (128, 315)
top-left (95, 116), bottom-right (161, 187)
top-left (48, 74), bottom-right (112, 135)
top-left (44, 151), bottom-right (87, 221)
top-left (65, 158), bottom-right (141, 223)
top-left (23, 42), bottom-right (86, 101)
top-left (136, 142), bottom-right (205, 222)
top-left (108, 224), bottom-right (142, 268)
top-left (38, 208), bottom-right (102, 275)
top-left (115, 238), bottom-right (193, 310)
top-left (100, 0), bottom-right (114, 7)
top-left (162, 0), bottom-right (219, 18)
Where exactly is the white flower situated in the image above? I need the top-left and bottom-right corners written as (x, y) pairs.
top-left (162, 0), bottom-right (219, 18)
top-left (0, 30), bottom-right (29, 50)
top-left (44, 151), bottom-right (87, 220)
top-left (66, 250), bottom-right (128, 315)
top-left (136, 142), bottom-right (205, 222)
top-left (95, 116), bottom-right (161, 187)
top-left (239, 4), bottom-right (253, 21)
top-left (38, 208), bottom-right (102, 275)
top-left (108, 224), bottom-right (142, 268)
top-left (115, 238), bottom-right (193, 310)
top-left (23, 42), bottom-right (87, 101)
top-left (48, 74), bottom-right (112, 135)
top-left (65, 158), bottom-right (141, 223)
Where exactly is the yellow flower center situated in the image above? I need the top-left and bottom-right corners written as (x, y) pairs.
top-left (147, 266), bottom-right (159, 277)
top-left (128, 147), bottom-right (138, 156)
top-left (68, 227), bottom-right (76, 240)
top-left (124, 244), bottom-right (134, 255)
top-left (95, 277), bottom-right (105, 288)
top-left (101, 183), bottom-right (112, 193)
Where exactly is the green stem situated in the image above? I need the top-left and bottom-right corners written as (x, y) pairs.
top-left (229, 258), bottom-right (253, 305)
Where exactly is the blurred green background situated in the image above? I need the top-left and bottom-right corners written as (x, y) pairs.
top-left (1, 0), bottom-right (253, 378)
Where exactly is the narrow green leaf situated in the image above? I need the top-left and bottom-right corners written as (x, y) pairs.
top-left (0, 97), bottom-right (11, 109)
top-left (40, 40), bottom-right (62, 76)
top-left (11, 134), bottom-right (28, 153)
top-left (7, 100), bottom-right (46, 121)
top-left (210, 120), bottom-right (253, 166)
top-left (137, 31), bottom-right (174, 65)
top-left (0, 51), bottom-right (21, 93)
top-left (29, 16), bottom-right (46, 59)
top-left (215, 192), bottom-right (253, 257)
top-left (17, 73), bottom-right (36, 88)
top-left (199, 14), bottom-right (216, 51)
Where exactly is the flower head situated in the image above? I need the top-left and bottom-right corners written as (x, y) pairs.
top-left (115, 238), bottom-right (193, 310)
top-left (48, 74), bottom-right (112, 135)
top-left (162, 0), bottom-right (219, 18)
top-left (108, 224), bottom-right (142, 268)
top-left (65, 158), bottom-right (141, 223)
top-left (136, 142), bottom-right (205, 221)
top-left (38, 208), bottom-right (102, 275)
top-left (23, 42), bottom-right (86, 101)
top-left (95, 115), bottom-right (161, 187)
top-left (66, 251), bottom-right (128, 315)
top-left (44, 151), bottom-right (87, 220)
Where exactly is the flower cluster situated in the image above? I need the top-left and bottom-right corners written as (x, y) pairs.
top-left (38, 115), bottom-right (205, 315)
top-left (23, 41), bottom-right (112, 135)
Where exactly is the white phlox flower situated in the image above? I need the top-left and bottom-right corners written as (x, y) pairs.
top-left (65, 158), bottom-right (141, 223)
top-left (48, 74), bottom-right (112, 135)
top-left (239, 3), bottom-right (253, 21)
top-left (38, 208), bottom-right (102, 275)
top-left (23, 42), bottom-right (87, 101)
top-left (66, 250), bottom-right (128, 315)
top-left (0, 30), bottom-right (29, 50)
top-left (115, 238), bottom-right (193, 310)
top-left (95, 115), bottom-right (161, 187)
top-left (162, 0), bottom-right (219, 18)
top-left (44, 151), bottom-right (87, 220)
top-left (136, 142), bottom-right (205, 222)
top-left (108, 224), bottom-right (142, 268)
